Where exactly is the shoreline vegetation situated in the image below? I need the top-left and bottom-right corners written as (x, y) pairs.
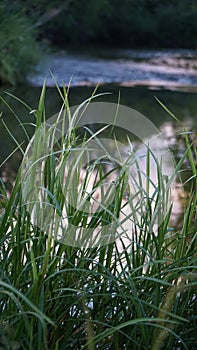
top-left (1, 0), bottom-right (197, 85)
top-left (0, 85), bottom-right (196, 349)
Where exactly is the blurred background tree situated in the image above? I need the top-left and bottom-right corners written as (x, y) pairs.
top-left (42, 0), bottom-right (197, 48)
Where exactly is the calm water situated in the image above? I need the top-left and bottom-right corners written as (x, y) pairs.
top-left (0, 48), bottom-right (197, 186)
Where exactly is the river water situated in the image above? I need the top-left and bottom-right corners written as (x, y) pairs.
top-left (29, 47), bottom-right (197, 89)
top-left (0, 48), bottom-right (197, 227)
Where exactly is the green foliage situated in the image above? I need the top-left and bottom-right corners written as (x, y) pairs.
top-left (43, 0), bottom-right (112, 45)
top-left (44, 0), bottom-right (197, 48)
top-left (156, 4), bottom-right (197, 47)
top-left (0, 86), bottom-right (196, 349)
top-left (0, 3), bottom-right (40, 85)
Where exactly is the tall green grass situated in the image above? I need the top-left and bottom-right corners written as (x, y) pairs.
top-left (0, 85), bottom-right (196, 350)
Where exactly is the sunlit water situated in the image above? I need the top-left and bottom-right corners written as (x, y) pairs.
top-left (29, 48), bottom-right (197, 90)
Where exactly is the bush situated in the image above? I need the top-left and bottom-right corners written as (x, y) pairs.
top-left (0, 4), bottom-right (40, 85)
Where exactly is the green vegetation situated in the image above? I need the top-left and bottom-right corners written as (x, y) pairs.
top-left (0, 2), bottom-right (40, 85)
top-left (1, 0), bottom-right (197, 84)
top-left (15, 0), bottom-right (197, 48)
top-left (49, 0), bottom-right (197, 48)
top-left (0, 86), bottom-right (196, 349)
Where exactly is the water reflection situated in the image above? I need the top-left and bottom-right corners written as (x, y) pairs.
top-left (0, 84), bottom-right (196, 231)
top-left (1, 85), bottom-right (196, 165)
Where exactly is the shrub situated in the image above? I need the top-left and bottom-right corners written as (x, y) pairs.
top-left (0, 3), bottom-right (40, 85)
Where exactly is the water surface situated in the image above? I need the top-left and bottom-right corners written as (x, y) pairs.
top-left (29, 48), bottom-right (197, 91)
top-left (0, 48), bottom-right (196, 208)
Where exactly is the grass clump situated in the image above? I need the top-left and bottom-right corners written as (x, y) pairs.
top-left (0, 85), bottom-right (196, 349)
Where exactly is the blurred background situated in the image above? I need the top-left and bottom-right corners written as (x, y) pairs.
top-left (0, 0), bottom-right (197, 193)
top-left (1, 0), bottom-right (197, 85)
